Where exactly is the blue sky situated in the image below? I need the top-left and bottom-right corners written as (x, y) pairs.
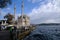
top-left (1, 0), bottom-right (40, 14)
top-left (0, 0), bottom-right (60, 24)
top-left (0, 0), bottom-right (40, 19)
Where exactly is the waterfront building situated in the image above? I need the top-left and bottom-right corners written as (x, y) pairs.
top-left (17, 0), bottom-right (30, 28)
top-left (0, 20), bottom-right (7, 25)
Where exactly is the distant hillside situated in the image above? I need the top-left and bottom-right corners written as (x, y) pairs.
top-left (34, 23), bottom-right (60, 26)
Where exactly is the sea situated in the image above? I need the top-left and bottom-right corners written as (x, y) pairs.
top-left (24, 24), bottom-right (60, 40)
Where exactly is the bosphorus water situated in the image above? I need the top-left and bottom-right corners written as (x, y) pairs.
top-left (24, 24), bottom-right (60, 40)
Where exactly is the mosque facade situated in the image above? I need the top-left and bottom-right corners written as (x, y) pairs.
top-left (17, 0), bottom-right (30, 28)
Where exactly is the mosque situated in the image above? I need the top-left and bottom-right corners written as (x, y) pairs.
top-left (17, 0), bottom-right (30, 28)
top-left (0, 0), bottom-right (30, 29)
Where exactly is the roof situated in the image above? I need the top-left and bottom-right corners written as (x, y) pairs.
top-left (0, 20), bottom-right (7, 22)
top-left (18, 14), bottom-right (30, 19)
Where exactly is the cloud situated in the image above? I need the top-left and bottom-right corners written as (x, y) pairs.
top-left (0, 11), bottom-right (7, 20)
top-left (44, 19), bottom-right (60, 23)
top-left (0, 10), bottom-right (21, 20)
top-left (7, 8), bottom-right (10, 10)
top-left (29, 0), bottom-right (60, 24)
top-left (28, 0), bottom-right (44, 3)
top-left (28, 0), bottom-right (52, 4)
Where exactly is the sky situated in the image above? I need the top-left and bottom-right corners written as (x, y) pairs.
top-left (0, 0), bottom-right (60, 24)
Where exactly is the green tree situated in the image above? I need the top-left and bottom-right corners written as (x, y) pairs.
top-left (4, 13), bottom-right (14, 24)
top-left (0, 0), bottom-right (11, 8)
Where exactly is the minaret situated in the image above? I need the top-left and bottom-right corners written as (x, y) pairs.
top-left (21, 0), bottom-right (24, 16)
top-left (17, 0), bottom-right (30, 28)
top-left (14, 2), bottom-right (16, 21)
top-left (0, 8), bottom-right (1, 15)
top-left (21, 0), bottom-right (24, 26)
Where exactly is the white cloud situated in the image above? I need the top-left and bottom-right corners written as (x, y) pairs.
top-left (28, 0), bottom-right (51, 3)
top-left (29, 0), bottom-right (60, 24)
top-left (7, 8), bottom-right (10, 10)
top-left (44, 19), bottom-right (60, 23)
top-left (28, 0), bottom-right (37, 3)
top-left (0, 11), bottom-right (7, 20)
top-left (0, 10), bottom-right (21, 20)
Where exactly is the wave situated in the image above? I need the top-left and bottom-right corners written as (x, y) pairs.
top-left (24, 25), bottom-right (60, 40)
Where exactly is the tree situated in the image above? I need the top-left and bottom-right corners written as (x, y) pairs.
top-left (0, 0), bottom-right (11, 8)
top-left (4, 13), bottom-right (14, 24)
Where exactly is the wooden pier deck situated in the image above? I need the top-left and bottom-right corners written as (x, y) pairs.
top-left (18, 27), bottom-right (35, 40)
top-left (0, 31), bottom-right (11, 40)
top-left (0, 26), bottom-right (35, 40)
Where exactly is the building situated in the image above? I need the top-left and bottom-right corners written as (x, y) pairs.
top-left (0, 20), bottom-right (7, 25)
top-left (0, 0), bottom-right (30, 29)
top-left (17, 15), bottom-right (30, 27)
top-left (17, 0), bottom-right (30, 28)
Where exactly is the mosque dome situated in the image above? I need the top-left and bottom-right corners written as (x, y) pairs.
top-left (18, 14), bottom-right (30, 19)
